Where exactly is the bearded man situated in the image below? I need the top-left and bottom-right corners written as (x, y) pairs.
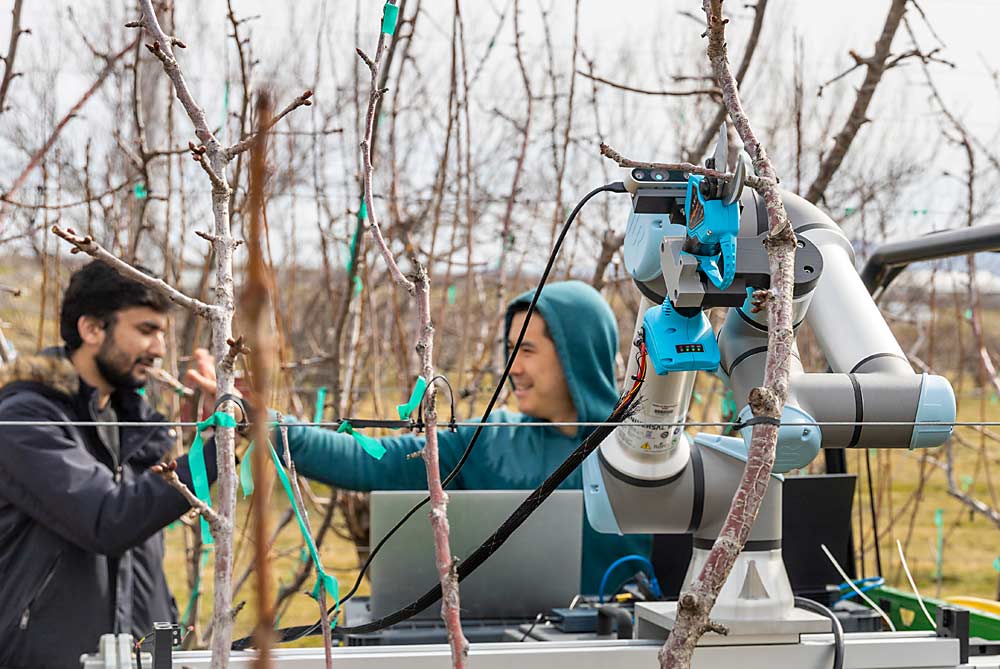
top-left (0, 260), bottom-right (218, 669)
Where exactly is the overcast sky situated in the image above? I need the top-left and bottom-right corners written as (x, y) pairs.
top-left (3, 0), bottom-right (998, 277)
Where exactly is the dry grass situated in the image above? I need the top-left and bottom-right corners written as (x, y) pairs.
top-left (2, 255), bottom-right (997, 650)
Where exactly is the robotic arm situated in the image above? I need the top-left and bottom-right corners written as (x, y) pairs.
top-left (583, 134), bottom-right (956, 626)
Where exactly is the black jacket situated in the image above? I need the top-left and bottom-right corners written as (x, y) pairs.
top-left (0, 351), bottom-right (217, 668)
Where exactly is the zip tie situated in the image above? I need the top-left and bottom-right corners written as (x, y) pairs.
top-left (381, 1), bottom-right (399, 34)
top-left (731, 415), bottom-right (781, 431)
top-left (337, 420), bottom-right (387, 460)
top-left (396, 376), bottom-right (427, 420)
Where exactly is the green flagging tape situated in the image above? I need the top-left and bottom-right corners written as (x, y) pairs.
top-left (961, 475), bottom-right (974, 492)
top-left (134, 182), bottom-right (148, 200)
top-left (381, 2), bottom-right (399, 34)
top-left (239, 441), bottom-right (256, 498)
top-left (314, 387), bottom-right (328, 423)
top-left (396, 376), bottom-right (427, 420)
top-left (221, 80), bottom-right (231, 129)
top-left (353, 275), bottom-right (363, 295)
top-left (136, 387), bottom-right (146, 397)
top-left (337, 421), bottom-right (387, 460)
top-left (346, 210), bottom-right (363, 275)
top-left (189, 412), bottom-right (239, 545)
top-left (358, 198), bottom-right (368, 222)
top-left (447, 285), bottom-right (457, 305)
top-left (178, 549), bottom-right (210, 627)
top-left (994, 557), bottom-right (1000, 572)
top-left (267, 442), bottom-right (339, 611)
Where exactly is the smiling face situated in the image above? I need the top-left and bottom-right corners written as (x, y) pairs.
top-left (507, 311), bottom-right (576, 427)
top-left (89, 306), bottom-right (167, 390)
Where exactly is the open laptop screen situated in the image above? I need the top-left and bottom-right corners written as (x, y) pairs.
top-left (368, 490), bottom-right (583, 620)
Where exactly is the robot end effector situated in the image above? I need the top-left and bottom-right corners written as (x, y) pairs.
top-left (617, 154), bottom-right (956, 477)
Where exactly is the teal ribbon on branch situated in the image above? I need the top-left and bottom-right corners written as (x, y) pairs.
top-left (267, 441), bottom-right (339, 609)
top-left (337, 421), bottom-right (387, 460)
top-left (189, 412), bottom-right (238, 545)
top-left (314, 387), bottom-right (328, 423)
top-left (396, 376), bottom-right (427, 420)
top-left (381, 2), bottom-right (399, 34)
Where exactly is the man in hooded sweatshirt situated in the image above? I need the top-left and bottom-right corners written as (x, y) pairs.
top-left (265, 281), bottom-right (652, 594)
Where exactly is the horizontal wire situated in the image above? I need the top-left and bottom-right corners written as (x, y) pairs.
top-left (0, 420), bottom-right (997, 429)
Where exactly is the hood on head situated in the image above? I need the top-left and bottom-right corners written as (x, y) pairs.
top-left (504, 281), bottom-right (620, 430)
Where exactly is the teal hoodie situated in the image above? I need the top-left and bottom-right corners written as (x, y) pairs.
top-left (282, 280), bottom-right (652, 594)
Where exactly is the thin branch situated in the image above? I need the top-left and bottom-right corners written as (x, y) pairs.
top-left (658, 1), bottom-right (798, 665)
top-left (148, 367), bottom-right (195, 398)
top-left (577, 69), bottom-right (721, 99)
top-left (805, 0), bottom-right (908, 203)
top-left (129, 1), bottom-right (215, 145)
top-left (0, 0), bottom-right (26, 114)
top-left (152, 461), bottom-right (225, 531)
top-left (225, 90), bottom-right (314, 159)
top-left (600, 141), bottom-right (772, 190)
top-left (187, 143), bottom-right (228, 190)
top-left (1, 178), bottom-right (134, 210)
top-left (357, 38), bottom-right (416, 293)
top-left (0, 38), bottom-right (137, 227)
top-left (685, 0), bottom-right (768, 164)
top-left (222, 335), bottom-right (250, 375)
top-left (51, 225), bottom-right (214, 318)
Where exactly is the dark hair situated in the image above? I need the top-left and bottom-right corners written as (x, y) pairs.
top-left (508, 302), bottom-right (550, 340)
top-left (60, 260), bottom-right (172, 352)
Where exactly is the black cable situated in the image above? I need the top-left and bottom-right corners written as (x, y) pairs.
top-left (865, 448), bottom-right (883, 576)
top-left (795, 597), bottom-right (844, 669)
top-left (233, 377), bottom-right (642, 648)
top-left (233, 181), bottom-right (626, 648)
top-left (520, 612), bottom-right (545, 641)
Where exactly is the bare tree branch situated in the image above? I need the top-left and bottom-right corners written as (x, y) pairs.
top-left (50, 226), bottom-right (215, 317)
top-left (805, 0), bottom-right (908, 203)
top-left (152, 461), bottom-right (225, 532)
top-left (0, 38), bottom-right (137, 229)
top-left (685, 0), bottom-right (769, 164)
top-left (658, 1), bottom-right (798, 665)
top-left (225, 90), bottom-right (314, 159)
top-left (0, 0), bottom-right (26, 115)
top-left (357, 39), bottom-right (415, 293)
top-left (577, 69), bottom-right (721, 99)
top-left (356, 4), bottom-right (469, 665)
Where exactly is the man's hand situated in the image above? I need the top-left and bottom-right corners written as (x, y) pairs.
top-left (184, 348), bottom-right (251, 428)
top-left (183, 348), bottom-right (219, 396)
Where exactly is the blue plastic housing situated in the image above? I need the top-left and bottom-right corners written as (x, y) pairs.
top-left (642, 300), bottom-right (720, 375)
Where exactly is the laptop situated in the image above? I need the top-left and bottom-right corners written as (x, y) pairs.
top-left (368, 490), bottom-right (583, 620)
